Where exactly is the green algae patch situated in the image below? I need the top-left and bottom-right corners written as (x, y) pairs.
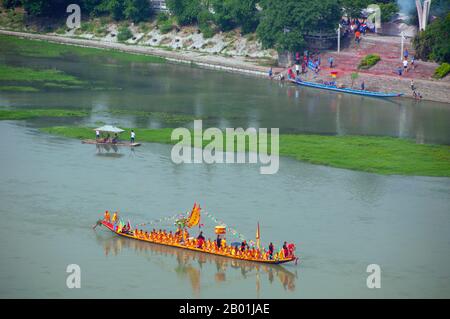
top-left (0, 109), bottom-right (88, 120)
top-left (40, 126), bottom-right (450, 177)
top-left (0, 34), bottom-right (165, 64)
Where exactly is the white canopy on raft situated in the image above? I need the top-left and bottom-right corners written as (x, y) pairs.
top-left (94, 125), bottom-right (125, 133)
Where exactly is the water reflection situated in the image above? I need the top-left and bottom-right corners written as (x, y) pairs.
top-left (95, 234), bottom-right (298, 297)
top-left (95, 144), bottom-right (123, 157)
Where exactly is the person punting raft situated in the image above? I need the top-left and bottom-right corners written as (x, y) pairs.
top-left (97, 204), bottom-right (298, 265)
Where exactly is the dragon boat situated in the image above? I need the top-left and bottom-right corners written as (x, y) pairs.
top-left (97, 204), bottom-right (297, 265)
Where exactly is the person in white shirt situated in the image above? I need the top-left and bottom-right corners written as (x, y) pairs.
top-left (95, 130), bottom-right (100, 140)
top-left (403, 59), bottom-right (408, 72)
top-left (130, 130), bottom-right (136, 143)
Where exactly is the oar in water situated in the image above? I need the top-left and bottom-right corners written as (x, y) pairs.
top-left (92, 219), bottom-right (103, 230)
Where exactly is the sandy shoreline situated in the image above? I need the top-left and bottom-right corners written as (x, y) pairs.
top-left (1, 29), bottom-right (449, 104)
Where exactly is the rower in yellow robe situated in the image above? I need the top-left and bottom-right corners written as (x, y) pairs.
top-left (104, 210), bottom-right (110, 222)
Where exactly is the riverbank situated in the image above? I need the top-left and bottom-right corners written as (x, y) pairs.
top-left (1, 29), bottom-right (449, 104)
top-left (40, 126), bottom-right (450, 177)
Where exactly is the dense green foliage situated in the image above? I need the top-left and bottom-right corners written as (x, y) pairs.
top-left (1, 0), bottom-right (403, 51)
top-left (434, 62), bottom-right (450, 78)
top-left (358, 54), bottom-right (381, 69)
top-left (41, 125), bottom-right (450, 177)
top-left (379, 2), bottom-right (399, 22)
top-left (257, 0), bottom-right (341, 52)
top-left (6, 0), bottom-right (153, 22)
top-left (413, 13), bottom-right (450, 64)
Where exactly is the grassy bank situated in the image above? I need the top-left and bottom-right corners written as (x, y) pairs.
top-left (0, 109), bottom-right (88, 120)
top-left (0, 34), bottom-right (165, 63)
top-left (40, 126), bottom-right (450, 177)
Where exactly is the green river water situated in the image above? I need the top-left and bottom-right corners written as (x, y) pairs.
top-left (0, 44), bottom-right (449, 298)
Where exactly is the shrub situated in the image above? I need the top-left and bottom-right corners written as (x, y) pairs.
top-left (117, 26), bottom-right (133, 42)
top-left (434, 63), bottom-right (450, 79)
top-left (201, 25), bottom-right (215, 39)
top-left (413, 14), bottom-right (450, 63)
top-left (358, 54), bottom-right (381, 69)
top-left (157, 12), bottom-right (169, 24)
top-left (379, 2), bottom-right (399, 23)
top-left (159, 20), bottom-right (174, 34)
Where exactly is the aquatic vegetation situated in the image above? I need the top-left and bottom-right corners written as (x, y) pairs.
top-left (0, 109), bottom-right (88, 120)
top-left (40, 126), bottom-right (450, 177)
top-left (0, 34), bottom-right (165, 63)
top-left (107, 110), bottom-right (205, 124)
top-left (0, 64), bottom-right (85, 85)
top-left (0, 85), bottom-right (39, 92)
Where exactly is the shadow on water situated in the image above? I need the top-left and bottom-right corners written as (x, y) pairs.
top-left (94, 232), bottom-right (298, 298)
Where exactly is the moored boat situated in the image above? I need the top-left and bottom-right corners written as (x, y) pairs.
top-left (291, 78), bottom-right (403, 98)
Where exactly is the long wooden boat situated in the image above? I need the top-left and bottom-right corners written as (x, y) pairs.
top-left (291, 78), bottom-right (403, 98)
top-left (100, 220), bottom-right (296, 265)
top-left (82, 139), bottom-right (141, 147)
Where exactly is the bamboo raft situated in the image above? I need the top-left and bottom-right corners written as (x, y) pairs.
top-left (100, 220), bottom-right (296, 265)
top-left (82, 139), bottom-right (141, 147)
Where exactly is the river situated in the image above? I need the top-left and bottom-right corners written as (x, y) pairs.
top-left (0, 47), bottom-right (449, 298)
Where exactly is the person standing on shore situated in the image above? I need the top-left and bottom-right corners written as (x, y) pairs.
top-left (410, 80), bottom-right (415, 91)
top-left (295, 64), bottom-right (300, 76)
top-left (95, 130), bottom-right (100, 141)
top-left (403, 59), bottom-right (409, 73)
top-left (268, 67), bottom-right (273, 79)
top-left (328, 56), bottom-right (334, 68)
top-left (361, 81), bottom-right (365, 90)
top-left (355, 30), bottom-right (361, 45)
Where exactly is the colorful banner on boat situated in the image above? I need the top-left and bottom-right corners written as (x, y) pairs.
top-left (186, 203), bottom-right (201, 228)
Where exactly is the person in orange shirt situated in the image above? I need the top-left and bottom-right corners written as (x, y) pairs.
top-left (355, 30), bottom-right (361, 44)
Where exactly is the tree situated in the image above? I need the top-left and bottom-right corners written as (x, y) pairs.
top-left (230, 0), bottom-right (259, 34)
top-left (166, 0), bottom-right (202, 25)
top-left (124, 0), bottom-right (153, 22)
top-left (413, 13), bottom-right (450, 63)
top-left (340, 0), bottom-right (370, 18)
top-left (2, 0), bottom-right (23, 9)
top-left (211, 0), bottom-right (259, 33)
top-left (257, 0), bottom-right (341, 52)
top-left (21, 0), bottom-right (73, 17)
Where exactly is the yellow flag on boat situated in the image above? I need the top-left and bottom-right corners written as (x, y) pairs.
top-left (256, 222), bottom-right (261, 250)
top-left (186, 203), bottom-right (201, 228)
